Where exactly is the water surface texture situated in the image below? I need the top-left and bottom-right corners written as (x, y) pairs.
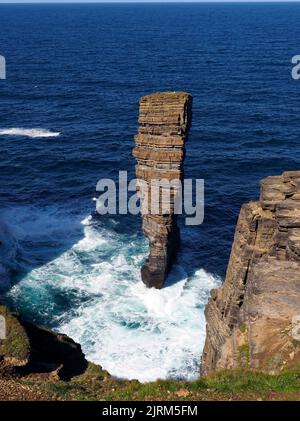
top-left (0, 3), bottom-right (300, 381)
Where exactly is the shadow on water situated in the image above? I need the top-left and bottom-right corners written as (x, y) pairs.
top-left (17, 318), bottom-right (88, 380)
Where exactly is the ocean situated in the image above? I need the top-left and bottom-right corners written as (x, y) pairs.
top-left (0, 2), bottom-right (299, 382)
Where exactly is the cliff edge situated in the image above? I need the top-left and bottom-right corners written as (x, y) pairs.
top-left (201, 171), bottom-right (300, 376)
top-left (0, 305), bottom-right (88, 380)
top-left (1, 305), bottom-right (300, 401)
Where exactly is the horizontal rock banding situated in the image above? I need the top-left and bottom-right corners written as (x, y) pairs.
top-left (133, 92), bottom-right (192, 289)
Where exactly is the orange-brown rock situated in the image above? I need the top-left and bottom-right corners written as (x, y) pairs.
top-left (201, 171), bottom-right (300, 376)
top-left (133, 92), bottom-right (192, 289)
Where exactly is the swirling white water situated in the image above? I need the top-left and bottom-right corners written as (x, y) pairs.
top-left (0, 205), bottom-right (220, 382)
top-left (0, 128), bottom-right (60, 138)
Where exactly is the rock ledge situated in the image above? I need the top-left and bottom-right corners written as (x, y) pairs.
top-left (201, 171), bottom-right (300, 375)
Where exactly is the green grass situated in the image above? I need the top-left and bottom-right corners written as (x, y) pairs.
top-left (192, 369), bottom-right (300, 394)
top-left (0, 305), bottom-right (30, 363)
top-left (1, 305), bottom-right (300, 401)
top-left (238, 343), bottom-right (250, 368)
top-left (239, 323), bottom-right (247, 334)
top-left (10, 366), bottom-right (300, 401)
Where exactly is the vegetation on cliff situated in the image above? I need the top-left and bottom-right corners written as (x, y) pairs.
top-left (1, 305), bottom-right (300, 401)
top-left (0, 305), bottom-right (29, 365)
top-left (1, 365), bottom-right (300, 401)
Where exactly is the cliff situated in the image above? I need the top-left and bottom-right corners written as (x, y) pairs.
top-left (133, 92), bottom-right (192, 289)
top-left (201, 171), bottom-right (300, 376)
top-left (0, 305), bottom-right (88, 380)
top-left (1, 301), bottom-right (300, 400)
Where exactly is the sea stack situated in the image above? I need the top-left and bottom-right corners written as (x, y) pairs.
top-left (201, 171), bottom-right (300, 376)
top-left (133, 92), bottom-right (193, 289)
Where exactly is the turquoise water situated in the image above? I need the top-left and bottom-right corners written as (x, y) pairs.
top-left (1, 205), bottom-right (219, 381)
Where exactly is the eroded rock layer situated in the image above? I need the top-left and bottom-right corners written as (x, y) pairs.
top-left (133, 92), bottom-right (192, 289)
top-left (201, 171), bottom-right (300, 376)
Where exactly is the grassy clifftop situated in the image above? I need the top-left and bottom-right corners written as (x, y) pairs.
top-left (1, 365), bottom-right (300, 401)
top-left (0, 305), bottom-right (30, 366)
top-left (1, 305), bottom-right (300, 401)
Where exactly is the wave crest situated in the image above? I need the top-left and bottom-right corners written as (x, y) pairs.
top-left (0, 128), bottom-right (60, 138)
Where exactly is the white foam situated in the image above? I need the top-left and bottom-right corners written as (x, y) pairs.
top-left (58, 264), bottom-right (220, 382)
top-left (2, 205), bottom-right (221, 382)
top-left (0, 128), bottom-right (60, 138)
top-left (81, 215), bottom-right (93, 226)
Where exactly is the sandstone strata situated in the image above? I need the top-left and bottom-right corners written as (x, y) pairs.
top-left (133, 92), bottom-right (192, 289)
top-left (201, 171), bottom-right (300, 375)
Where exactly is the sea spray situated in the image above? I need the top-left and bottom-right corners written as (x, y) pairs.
top-left (1, 205), bottom-right (221, 382)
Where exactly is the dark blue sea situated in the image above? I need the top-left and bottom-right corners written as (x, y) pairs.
top-left (0, 2), bottom-right (300, 381)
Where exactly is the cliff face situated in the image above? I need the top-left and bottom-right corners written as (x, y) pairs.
top-left (133, 92), bottom-right (192, 289)
top-left (201, 171), bottom-right (300, 376)
top-left (0, 305), bottom-right (87, 380)
top-left (1, 306), bottom-right (300, 401)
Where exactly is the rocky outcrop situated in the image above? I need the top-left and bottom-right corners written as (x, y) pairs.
top-left (0, 305), bottom-right (87, 380)
top-left (201, 171), bottom-right (300, 376)
top-left (133, 92), bottom-right (192, 289)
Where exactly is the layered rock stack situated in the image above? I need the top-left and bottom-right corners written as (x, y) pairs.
top-left (201, 171), bottom-right (300, 376)
top-left (133, 92), bottom-right (192, 289)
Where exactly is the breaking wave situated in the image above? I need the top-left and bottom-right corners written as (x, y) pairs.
top-left (0, 128), bottom-right (60, 138)
top-left (1, 205), bottom-right (221, 382)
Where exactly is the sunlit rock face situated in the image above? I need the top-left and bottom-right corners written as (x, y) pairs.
top-left (201, 171), bottom-right (300, 376)
top-left (133, 92), bottom-right (193, 289)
